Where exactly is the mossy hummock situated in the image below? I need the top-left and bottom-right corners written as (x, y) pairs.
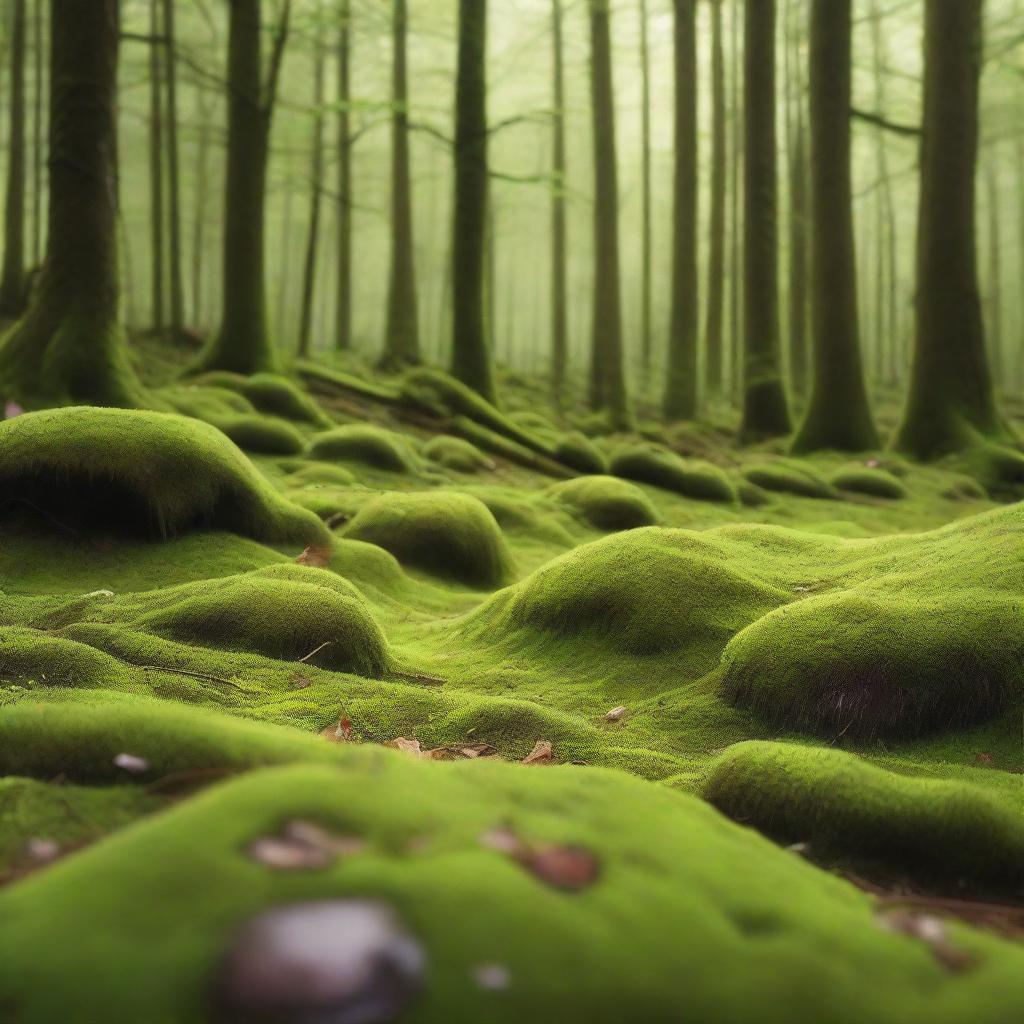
top-left (610, 445), bottom-right (736, 503)
top-left (308, 424), bottom-right (418, 473)
top-left (550, 476), bottom-right (660, 532)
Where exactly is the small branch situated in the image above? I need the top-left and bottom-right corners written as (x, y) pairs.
top-left (298, 641), bottom-right (333, 664)
top-left (851, 107), bottom-right (921, 138)
top-left (262, 0), bottom-right (293, 124)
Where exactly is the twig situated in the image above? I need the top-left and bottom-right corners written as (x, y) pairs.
top-left (298, 641), bottom-right (333, 664)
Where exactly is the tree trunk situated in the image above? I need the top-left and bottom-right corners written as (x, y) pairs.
top-left (550, 0), bottom-right (567, 402)
top-left (383, 0), bottom-right (420, 368)
top-left (450, 0), bottom-right (495, 401)
top-left (147, 0), bottom-right (165, 335)
top-left (985, 158), bottom-right (1003, 383)
top-left (0, 0), bottom-right (142, 407)
top-left (740, 0), bottom-right (790, 441)
top-left (587, 0), bottom-right (630, 428)
top-left (31, 0), bottom-right (44, 267)
top-left (785, 0), bottom-right (808, 399)
top-left (0, 0), bottom-right (28, 317)
top-left (895, 0), bottom-right (1002, 458)
top-left (728, 0), bottom-right (742, 399)
top-left (792, 0), bottom-right (877, 453)
top-left (162, 0), bottom-right (184, 337)
top-left (638, 0), bottom-right (652, 376)
top-left (298, 37), bottom-right (326, 357)
top-left (336, 0), bottom-right (353, 351)
top-left (663, 0), bottom-right (698, 420)
top-left (190, 83), bottom-right (214, 329)
top-left (703, 0), bottom-right (726, 398)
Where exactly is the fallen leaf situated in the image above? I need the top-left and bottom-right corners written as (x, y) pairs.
top-left (320, 717), bottom-right (354, 743)
top-left (459, 743), bottom-right (497, 759)
top-left (479, 827), bottom-right (600, 892)
top-left (291, 672), bottom-right (311, 690)
top-left (523, 740), bottom-right (553, 765)
top-left (976, 753), bottom-right (993, 765)
top-left (248, 820), bottom-right (367, 871)
top-left (387, 737), bottom-right (425, 759)
top-left (296, 544), bottom-right (332, 568)
top-left (605, 706), bottom-right (627, 723)
top-left (4, 400), bottom-right (23, 419)
top-left (877, 910), bottom-right (976, 974)
top-left (865, 458), bottom-right (882, 469)
top-left (113, 752), bottom-right (150, 774)
top-left (24, 838), bottom-right (60, 864)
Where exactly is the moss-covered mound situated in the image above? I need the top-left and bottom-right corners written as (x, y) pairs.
top-left (721, 591), bottom-right (1024, 740)
top-left (610, 445), bottom-right (736, 503)
top-left (0, 627), bottom-right (128, 689)
top-left (423, 434), bottom-right (494, 473)
top-left (554, 432), bottom-right (608, 475)
top-left (136, 567), bottom-right (388, 677)
top-left (830, 466), bottom-right (907, 500)
top-left (0, 408), bottom-right (327, 544)
top-left (307, 425), bottom-right (417, 473)
top-left (280, 461), bottom-right (357, 488)
top-left (344, 491), bottom-right (514, 588)
top-left (472, 528), bottom-right (787, 659)
top-left (704, 742), bottom-right (1024, 892)
top-left (550, 476), bottom-right (659, 532)
top-left (212, 415), bottom-right (305, 456)
top-left (743, 460), bottom-right (835, 499)
top-left (955, 443), bottom-right (1024, 499)
top-left (240, 373), bottom-right (332, 427)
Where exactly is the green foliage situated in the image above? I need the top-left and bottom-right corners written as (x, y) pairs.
top-left (550, 476), bottom-right (660, 531)
top-left (553, 432), bottom-right (608, 475)
top-left (307, 425), bottom-right (418, 473)
top-left (829, 466), bottom-right (908, 500)
top-left (610, 445), bottom-right (736, 503)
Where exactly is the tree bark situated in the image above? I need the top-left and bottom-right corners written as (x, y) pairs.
top-left (298, 36), bottom-right (326, 357)
top-left (335, 0), bottom-right (352, 351)
top-left (0, 0), bottom-right (28, 317)
top-left (550, 0), bottom-right (567, 402)
top-left (895, 0), bottom-right (1003, 458)
top-left (31, 0), bottom-right (44, 266)
top-left (740, 0), bottom-right (790, 440)
top-left (728, 0), bottom-right (742, 398)
top-left (638, 0), bottom-right (653, 376)
top-left (792, 0), bottom-right (878, 452)
top-left (147, 0), bottom-right (165, 334)
top-left (784, 0), bottom-right (808, 399)
top-left (162, 0), bottom-right (184, 337)
top-left (703, 0), bottom-right (726, 398)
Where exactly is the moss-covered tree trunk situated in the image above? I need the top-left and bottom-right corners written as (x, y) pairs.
top-left (638, 0), bottom-right (653, 377)
top-left (728, 0), bottom-right (742, 398)
top-left (31, 0), bottom-right (45, 266)
top-left (740, 0), bottom-right (790, 441)
top-left (0, 0), bottom-right (28, 318)
top-left (784, 0), bottom-right (808, 399)
top-left (161, 0), bottom-right (184, 338)
top-left (147, 0), bottom-right (165, 335)
top-left (197, 0), bottom-right (280, 375)
top-left (450, 0), bottom-right (495, 402)
top-left (703, 0), bottom-right (726, 398)
top-left (335, 1), bottom-right (352, 351)
top-left (792, 0), bottom-right (877, 453)
top-left (550, 0), bottom-right (568, 402)
top-left (587, 0), bottom-right (630, 429)
top-left (298, 37), bottom-right (326, 358)
top-left (383, 0), bottom-right (420, 368)
top-left (895, 0), bottom-right (1003, 458)
top-left (664, 0), bottom-right (698, 421)
top-left (0, 0), bottom-right (142, 407)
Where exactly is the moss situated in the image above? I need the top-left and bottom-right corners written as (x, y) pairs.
top-left (161, 384), bottom-right (255, 419)
top-left (211, 415), bottom-right (305, 456)
top-left (610, 445), bottom-right (736, 503)
top-left (241, 373), bottom-right (333, 427)
top-left (721, 591), bottom-right (1024, 741)
top-left (423, 434), bottom-right (494, 473)
top-left (955, 443), bottom-right (1024, 499)
top-left (344, 491), bottom-right (514, 589)
top-left (743, 460), bottom-right (835, 500)
top-left (737, 480), bottom-right (772, 507)
top-left (553, 432), bottom-right (608, 475)
top-left (0, 627), bottom-right (129, 689)
top-left (830, 466), bottom-right (908, 500)
top-left (0, 407), bottom-right (327, 544)
top-left (280, 462), bottom-right (357, 488)
top-left (704, 742), bottom-right (1024, 892)
top-left (550, 476), bottom-right (659, 532)
top-left (307, 425), bottom-right (417, 473)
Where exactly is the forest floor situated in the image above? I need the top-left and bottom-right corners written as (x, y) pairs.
top-left (0, 334), bottom-right (1022, 1022)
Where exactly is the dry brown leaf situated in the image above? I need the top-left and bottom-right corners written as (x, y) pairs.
top-left (877, 910), bottom-right (976, 974)
top-left (976, 752), bottom-right (993, 765)
top-left (605, 706), bottom-right (627, 723)
top-left (248, 820), bottom-right (367, 871)
top-left (387, 737), bottom-right (425, 759)
top-left (296, 544), bottom-right (332, 568)
top-left (479, 827), bottom-right (600, 892)
top-left (320, 717), bottom-right (355, 743)
top-left (459, 743), bottom-right (498, 759)
top-left (523, 740), bottom-right (553, 765)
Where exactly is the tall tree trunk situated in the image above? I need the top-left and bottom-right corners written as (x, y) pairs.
top-left (740, 0), bottom-right (790, 440)
top-left (147, 0), bottom-right (165, 335)
top-left (198, 0), bottom-right (285, 375)
top-left (785, 0), bottom-right (809, 398)
top-left (728, 0), bottom-right (742, 398)
top-left (792, 0), bottom-right (877, 452)
top-left (703, 0), bottom-right (726, 398)
top-left (298, 37), bottom-right (326, 357)
top-left (0, 0), bottom-right (142, 406)
top-left (638, 0), bottom-right (653, 376)
top-left (550, 0), bottom-right (568, 402)
top-left (587, 0), bottom-right (630, 428)
top-left (190, 83), bottom-right (214, 329)
top-left (450, 0), bottom-right (495, 401)
top-left (985, 158), bottom-right (1003, 383)
top-left (895, 0), bottom-right (1002, 458)
top-left (162, 0), bottom-right (184, 337)
top-left (664, 0), bottom-right (698, 419)
top-left (0, 0), bottom-right (28, 317)
top-left (383, 0), bottom-right (419, 367)
top-left (31, 0), bottom-right (44, 267)
top-left (335, 0), bottom-right (352, 351)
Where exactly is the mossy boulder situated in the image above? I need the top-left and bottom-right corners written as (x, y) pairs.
top-left (280, 462), bottom-right (357, 488)
top-left (343, 491), bottom-right (513, 588)
top-left (240, 373), bottom-right (332, 427)
top-left (550, 476), bottom-right (659, 532)
top-left (0, 627), bottom-right (128, 689)
top-left (0, 408), bottom-right (327, 544)
top-left (307, 425), bottom-right (417, 473)
top-left (423, 434), bottom-right (494, 474)
top-left (721, 591), bottom-right (1024, 740)
top-left (212, 415), bottom-right (305, 456)
top-left (610, 445), bottom-right (736, 503)
top-left (830, 466), bottom-right (907, 500)
top-left (743, 461), bottom-right (835, 500)
top-left (554, 432), bottom-right (608, 475)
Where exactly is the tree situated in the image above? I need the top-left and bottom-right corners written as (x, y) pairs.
top-left (792, 0), bottom-right (878, 453)
top-left (784, 0), bottom-right (808, 399)
top-left (450, 0), bottom-right (495, 401)
top-left (664, 0), bottom-right (698, 420)
top-left (196, 0), bottom-right (289, 375)
top-left (147, 0), bottom-right (165, 335)
top-left (0, 0), bottom-right (28, 318)
top-left (638, 0), bottom-right (653, 376)
top-left (162, 0), bottom-right (184, 338)
top-left (550, 0), bottom-right (568, 401)
top-left (703, 0), bottom-right (726, 398)
top-left (298, 34), bottom-right (326, 357)
top-left (0, 0), bottom-right (143, 407)
top-left (587, 0), bottom-right (630, 428)
top-left (383, 0), bottom-right (420, 368)
top-left (895, 0), bottom-right (1004, 458)
top-left (739, 0), bottom-right (790, 441)
top-left (336, 0), bottom-right (353, 351)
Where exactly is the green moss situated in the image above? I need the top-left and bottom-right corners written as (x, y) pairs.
top-left (0, 407), bottom-right (327, 544)
top-left (829, 466), bottom-right (908, 500)
top-left (423, 434), bottom-right (494, 474)
top-left (307, 425), bottom-right (417, 473)
top-left (0, 627), bottom-right (129, 689)
top-left (161, 384), bottom-right (255, 419)
top-left (211, 415), bottom-right (305, 456)
top-left (704, 742), bottom-right (1024, 892)
top-left (743, 460), bottom-right (835, 499)
top-left (344, 491), bottom-right (514, 589)
top-left (280, 461), bottom-right (358, 487)
top-left (554, 432), bottom-right (608, 475)
top-left (241, 373), bottom-right (333, 427)
top-left (955, 443), bottom-right (1024, 499)
top-left (610, 445), bottom-right (736, 503)
top-left (550, 476), bottom-right (659, 532)
top-left (721, 591), bottom-right (1024, 740)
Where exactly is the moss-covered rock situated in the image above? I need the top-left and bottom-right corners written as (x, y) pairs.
top-left (554, 432), bottom-right (608, 475)
top-left (0, 407), bottom-right (327, 544)
top-left (211, 415), bottom-right (305, 456)
top-left (280, 461), bottom-right (358, 488)
top-left (610, 445), bottom-right (736, 503)
top-left (423, 434), bottom-right (494, 474)
top-left (743, 460), bottom-right (835, 499)
top-left (0, 627), bottom-right (128, 689)
top-left (550, 476), bottom-right (659, 532)
top-left (344, 491), bottom-right (513, 588)
top-left (830, 466), bottom-right (907, 500)
top-left (241, 373), bottom-right (332, 427)
top-left (307, 425), bottom-right (417, 473)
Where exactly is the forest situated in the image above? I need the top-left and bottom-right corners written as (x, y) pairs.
top-left (0, 0), bottom-right (1022, 1020)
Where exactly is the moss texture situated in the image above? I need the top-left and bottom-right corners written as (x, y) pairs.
top-left (308, 424), bottom-right (418, 473)
top-left (423, 434), bottom-right (494, 473)
top-left (830, 466), bottom-right (908, 500)
top-left (743, 460), bottom-right (835, 499)
top-left (610, 445), bottom-right (736, 503)
top-left (211, 414), bottom-right (305, 455)
top-left (553, 432), bottom-right (608, 475)
top-left (240, 373), bottom-right (334, 427)
top-left (550, 476), bottom-right (660, 532)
